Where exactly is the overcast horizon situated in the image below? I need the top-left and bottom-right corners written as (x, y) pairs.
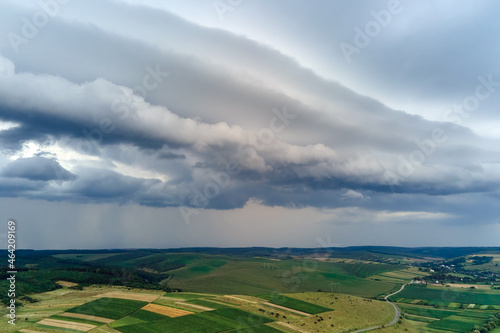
top-left (1, 0), bottom-right (500, 250)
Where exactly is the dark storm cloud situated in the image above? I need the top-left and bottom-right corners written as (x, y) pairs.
top-left (0, 123), bottom-right (50, 151)
top-left (67, 168), bottom-right (160, 201)
top-left (157, 152), bottom-right (186, 160)
top-left (2, 156), bottom-right (75, 181)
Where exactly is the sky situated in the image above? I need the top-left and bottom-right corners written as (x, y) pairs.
top-left (1, 0), bottom-right (500, 249)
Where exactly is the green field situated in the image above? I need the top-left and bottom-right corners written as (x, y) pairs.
top-left (404, 314), bottom-right (437, 323)
top-left (110, 315), bottom-right (148, 328)
top-left (66, 297), bottom-right (148, 319)
top-left (200, 308), bottom-right (274, 326)
top-left (401, 304), bottom-right (496, 319)
top-left (427, 314), bottom-right (486, 332)
top-left (116, 316), bottom-right (233, 333)
top-left (115, 308), bottom-right (274, 333)
top-left (391, 285), bottom-right (500, 305)
top-left (262, 295), bottom-right (331, 314)
top-left (129, 309), bottom-right (169, 321)
top-left (400, 303), bottom-right (500, 333)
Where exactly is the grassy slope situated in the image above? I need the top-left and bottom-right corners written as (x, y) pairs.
top-left (463, 254), bottom-right (500, 273)
top-left (272, 292), bottom-right (395, 333)
top-left (59, 251), bottom-right (400, 297)
top-left (374, 319), bottom-right (430, 333)
top-left (166, 257), bottom-right (399, 297)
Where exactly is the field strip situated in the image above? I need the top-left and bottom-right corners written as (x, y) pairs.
top-left (59, 312), bottom-right (115, 323)
top-left (202, 298), bottom-right (234, 306)
top-left (223, 295), bottom-right (258, 304)
top-left (142, 303), bottom-right (194, 317)
top-left (95, 292), bottom-right (159, 302)
top-left (38, 318), bottom-right (97, 331)
top-left (56, 280), bottom-right (78, 287)
top-left (26, 303), bottom-right (82, 308)
top-left (275, 321), bottom-right (310, 333)
top-left (406, 314), bottom-right (439, 321)
top-left (19, 330), bottom-right (45, 333)
top-left (263, 302), bottom-right (311, 316)
top-left (158, 296), bottom-right (186, 301)
top-left (175, 301), bottom-right (214, 311)
top-left (446, 283), bottom-right (491, 289)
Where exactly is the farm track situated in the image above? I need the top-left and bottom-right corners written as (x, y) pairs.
top-left (175, 301), bottom-right (214, 311)
top-left (223, 295), bottom-right (258, 304)
top-left (158, 296), bottom-right (186, 301)
top-left (263, 302), bottom-right (311, 316)
top-left (25, 303), bottom-right (82, 308)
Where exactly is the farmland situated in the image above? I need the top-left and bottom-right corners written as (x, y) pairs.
top-left (391, 284), bottom-right (500, 306)
top-left (0, 286), bottom-right (396, 333)
top-left (387, 283), bottom-right (500, 332)
top-left (1, 247), bottom-right (500, 332)
top-left (66, 297), bottom-right (148, 319)
top-left (396, 303), bottom-right (500, 332)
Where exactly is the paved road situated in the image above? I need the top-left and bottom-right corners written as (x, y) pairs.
top-left (350, 284), bottom-right (406, 333)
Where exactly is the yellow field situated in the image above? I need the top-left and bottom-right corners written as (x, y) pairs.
top-left (142, 303), bottom-right (193, 317)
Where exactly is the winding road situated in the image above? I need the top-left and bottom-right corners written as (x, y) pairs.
top-left (350, 283), bottom-right (406, 333)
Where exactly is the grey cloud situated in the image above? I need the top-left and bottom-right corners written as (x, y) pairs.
top-left (2, 156), bottom-right (75, 181)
